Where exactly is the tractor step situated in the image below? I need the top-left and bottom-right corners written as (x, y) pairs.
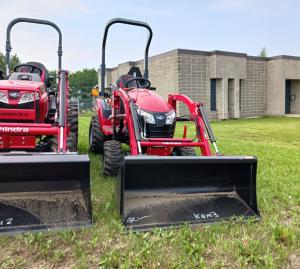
top-left (0, 153), bottom-right (92, 234)
top-left (116, 156), bottom-right (259, 231)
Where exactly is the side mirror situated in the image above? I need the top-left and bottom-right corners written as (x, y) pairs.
top-left (149, 86), bottom-right (156, 91)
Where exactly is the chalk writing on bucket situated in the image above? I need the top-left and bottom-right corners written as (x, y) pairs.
top-left (0, 218), bottom-right (13, 226)
top-left (127, 215), bottom-right (152, 224)
top-left (193, 212), bottom-right (219, 220)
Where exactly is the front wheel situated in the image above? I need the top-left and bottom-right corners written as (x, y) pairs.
top-left (172, 147), bottom-right (196, 156)
top-left (68, 100), bottom-right (79, 146)
top-left (102, 140), bottom-right (123, 176)
top-left (89, 116), bottom-right (105, 154)
top-left (50, 132), bottom-right (77, 152)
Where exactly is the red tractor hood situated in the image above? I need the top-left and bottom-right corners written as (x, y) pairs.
top-left (128, 89), bottom-right (172, 113)
top-left (0, 80), bottom-right (43, 91)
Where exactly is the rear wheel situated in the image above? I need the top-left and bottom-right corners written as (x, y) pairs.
top-left (89, 116), bottom-right (105, 153)
top-left (68, 100), bottom-right (79, 145)
top-left (102, 140), bottom-right (123, 176)
top-left (66, 132), bottom-right (77, 152)
top-left (50, 132), bottom-right (77, 152)
top-left (172, 147), bottom-right (196, 156)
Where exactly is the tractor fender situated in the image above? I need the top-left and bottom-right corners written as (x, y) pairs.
top-left (95, 98), bottom-right (113, 136)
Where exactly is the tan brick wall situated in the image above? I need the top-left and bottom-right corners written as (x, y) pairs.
top-left (267, 58), bottom-right (300, 115)
top-left (241, 58), bottom-right (267, 117)
top-left (104, 49), bottom-right (300, 120)
top-left (147, 51), bottom-right (179, 101)
top-left (106, 50), bottom-right (179, 104)
top-left (178, 52), bottom-right (211, 117)
top-left (210, 55), bottom-right (247, 79)
top-left (267, 59), bottom-right (285, 115)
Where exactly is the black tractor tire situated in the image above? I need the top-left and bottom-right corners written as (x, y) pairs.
top-left (50, 136), bottom-right (58, 152)
top-left (89, 116), bottom-right (105, 154)
top-left (173, 147), bottom-right (196, 156)
top-left (50, 132), bottom-right (77, 152)
top-left (68, 100), bottom-right (79, 145)
top-left (66, 132), bottom-right (77, 152)
top-left (102, 140), bottom-right (123, 177)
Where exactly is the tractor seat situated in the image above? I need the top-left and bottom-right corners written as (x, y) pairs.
top-left (116, 74), bottom-right (137, 89)
top-left (100, 99), bottom-right (112, 119)
top-left (26, 62), bottom-right (51, 87)
top-left (12, 62), bottom-right (51, 88)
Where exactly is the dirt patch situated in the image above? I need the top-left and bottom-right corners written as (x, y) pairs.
top-left (284, 250), bottom-right (300, 269)
top-left (280, 210), bottom-right (294, 227)
top-left (280, 206), bottom-right (300, 227)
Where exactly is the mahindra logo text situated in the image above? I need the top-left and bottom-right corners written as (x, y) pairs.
top-left (0, 127), bottom-right (29, 133)
top-left (0, 112), bottom-right (29, 117)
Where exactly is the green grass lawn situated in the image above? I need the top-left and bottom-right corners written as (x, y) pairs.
top-left (0, 116), bottom-right (299, 269)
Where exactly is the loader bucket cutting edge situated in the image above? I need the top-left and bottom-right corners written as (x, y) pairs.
top-left (0, 154), bottom-right (92, 234)
top-left (117, 156), bottom-right (259, 231)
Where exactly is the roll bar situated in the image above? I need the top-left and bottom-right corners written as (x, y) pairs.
top-left (6, 17), bottom-right (63, 78)
top-left (101, 18), bottom-right (153, 97)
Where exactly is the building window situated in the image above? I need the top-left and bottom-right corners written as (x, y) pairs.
top-left (210, 79), bottom-right (217, 111)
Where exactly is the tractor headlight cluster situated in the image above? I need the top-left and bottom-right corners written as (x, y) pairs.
top-left (165, 111), bottom-right (176, 125)
top-left (0, 91), bottom-right (8, 104)
top-left (136, 108), bottom-right (155, 124)
top-left (18, 92), bottom-right (40, 104)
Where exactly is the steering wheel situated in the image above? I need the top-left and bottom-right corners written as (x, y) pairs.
top-left (18, 74), bottom-right (32, 81)
top-left (125, 77), bottom-right (151, 89)
top-left (13, 64), bottom-right (43, 76)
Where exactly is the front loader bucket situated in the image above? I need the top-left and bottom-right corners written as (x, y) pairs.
top-left (0, 154), bottom-right (92, 234)
top-left (117, 156), bottom-right (259, 231)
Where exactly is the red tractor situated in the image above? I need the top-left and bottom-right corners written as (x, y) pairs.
top-left (0, 18), bottom-right (91, 234)
top-left (0, 61), bottom-right (77, 151)
top-left (90, 18), bottom-right (260, 231)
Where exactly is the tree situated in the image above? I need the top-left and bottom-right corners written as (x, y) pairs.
top-left (49, 70), bottom-right (58, 90)
top-left (68, 69), bottom-right (98, 98)
top-left (258, 47), bottom-right (267, 57)
top-left (0, 51), bottom-right (21, 73)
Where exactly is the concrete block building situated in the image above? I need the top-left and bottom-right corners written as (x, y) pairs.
top-left (103, 49), bottom-right (300, 120)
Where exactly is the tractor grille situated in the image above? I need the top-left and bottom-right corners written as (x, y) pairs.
top-left (137, 112), bottom-right (176, 138)
top-left (0, 102), bottom-right (34, 109)
top-left (146, 123), bottom-right (175, 138)
top-left (0, 101), bottom-right (39, 123)
top-left (0, 119), bottom-right (35, 123)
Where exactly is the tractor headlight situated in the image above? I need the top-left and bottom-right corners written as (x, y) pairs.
top-left (18, 92), bottom-right (40, 104)
top-left (136, 108), bottom-right (155, 124)
top-left (165, 111), bottom-right (176, 125)
top-left (0, 91), bottom-right (8, 104)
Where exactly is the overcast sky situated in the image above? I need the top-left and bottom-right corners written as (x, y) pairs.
top-left (1, 0), bottom-right (300, 71)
